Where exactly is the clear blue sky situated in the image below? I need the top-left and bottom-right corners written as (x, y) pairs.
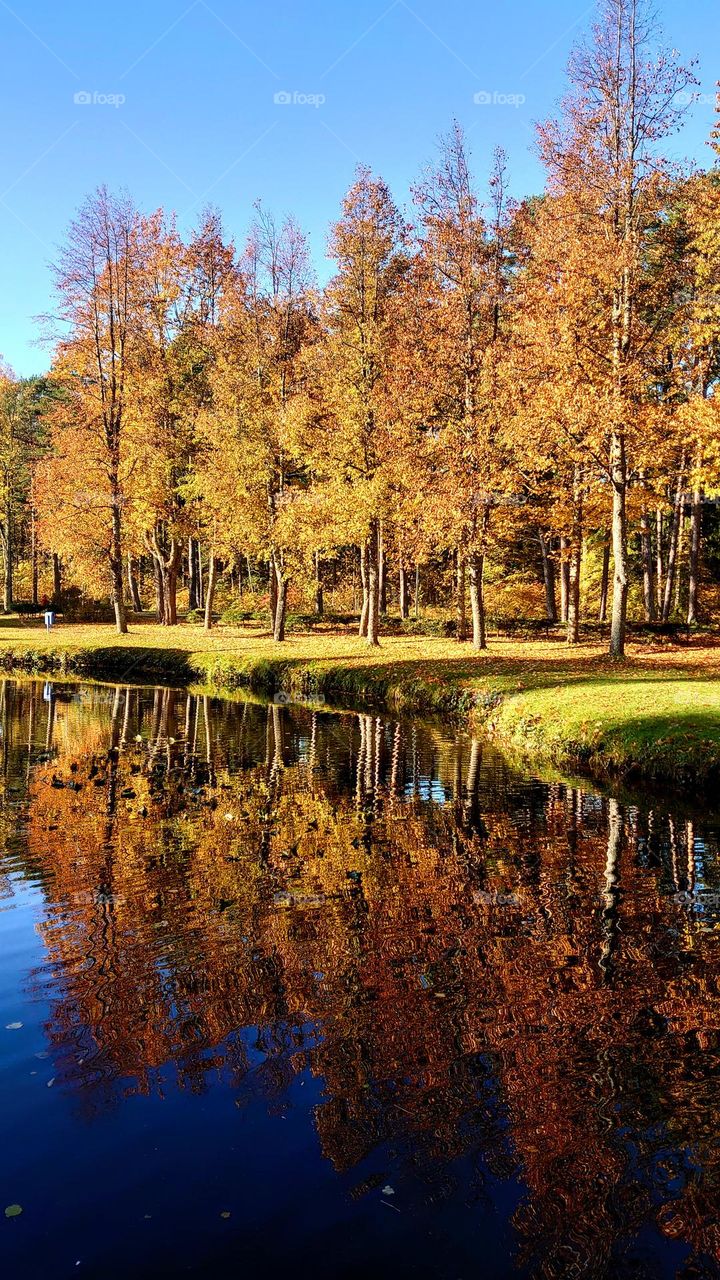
top-left (1, 0), bottom-right (717, 377)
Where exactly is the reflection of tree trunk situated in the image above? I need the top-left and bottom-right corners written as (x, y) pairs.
top-left (120, 687), bottom-right (131, 747)
top-left (389, 722), bottom-right (401, 797)
top-left (45, 687), bottom-right (55, 752)
top-left (686, 821), bottom-right (695, 896)
top-left (464, 738), bottom-right (482, 831)
top-left (356, 715), bottom-right (372, 809)
top-left (25, 683), bottom-right (35, 781)
top-left (600, 798), bottom-right (622, 980)
top-left (308, 710), bottom-right (318, 772)
top-left (669, 815), bottom-right (680, 891)
top-left (203, 696), bottom-right (212, 773)
top-left (271, 703), bottom-right (285, 778)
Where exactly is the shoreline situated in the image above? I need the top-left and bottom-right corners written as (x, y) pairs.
top-left (0, 624), bottom-right (719, 788)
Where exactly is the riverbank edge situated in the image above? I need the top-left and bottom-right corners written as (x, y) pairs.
top-left (1, 638), bottom-right (718, 789)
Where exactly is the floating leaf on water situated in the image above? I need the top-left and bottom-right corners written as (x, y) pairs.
top-left (4, 1205), bottom-right (22, 1218)
top-left (5, 1022), bottom-right (22, 1031)
top-left (382, 1185), bottom-right (395, 1196)
top-left (220, 1211), bottom-right (231, 1219)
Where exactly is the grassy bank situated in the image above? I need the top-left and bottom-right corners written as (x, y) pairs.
top-left (1, 615), bottom-right (719, 785)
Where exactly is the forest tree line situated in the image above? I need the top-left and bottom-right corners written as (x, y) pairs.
top-left (1, 0), bottom-right (719, 656)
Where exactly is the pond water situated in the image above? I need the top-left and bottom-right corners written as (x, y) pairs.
top-left (1, 680), bottom-right (720, 1279)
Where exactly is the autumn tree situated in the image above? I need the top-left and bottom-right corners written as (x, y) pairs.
top-left (43, 187), bottom-right (146, 633)
top-left (537, 0), bottom-right (695, 656)
top-left (302, 168), bottom-right (407, 646)
top-left (198, 206), bottom-right (313, 640)
top-left (412, 128), bottom-right (512, 649)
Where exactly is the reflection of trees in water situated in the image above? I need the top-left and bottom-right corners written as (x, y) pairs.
top-left (3, 679), bottom-right (720, 1274)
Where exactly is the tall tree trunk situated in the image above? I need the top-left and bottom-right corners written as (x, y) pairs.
top-left (30, 495), bottom-right (38, 608)
top-left (270, 548), bottom-right (290, 642)
top-left (399, 560), bottom-right (409, 621)
top-left (456, 550), bottom-right (468, 637)
top-left (639, 494), bottom-right (655, 622)
top-left (188, 537), bottom-right (199, 610)
top-left (146, 528), bottom-right (180, 626)
top-left (661, 456), bottom-right (686, 623)
top-left (559, 536), bottom-right (570, 623)
top-left (674, 512), bottom-right (685, 615)
top-left (314, 551), bottom-right (324, 617)
top-left (609, 430), bottom-right (628, 658)
top-left (414, 562), bottom-right (420, 620)
top-left (269, 560), bottom-right (278, 631)
top-left (51, 553), bottom-right (62, 610)
top-left (538, 532), bottom-right (557, 623)
top-left (1, 504), bottom-right (12, 613)
top-left (468, 550), bottom-right (486, 651)
top-left (196, 543), bottom-right (204, 609)
top-left (378, 523), bottom-right (386, 615)
top-left (204, 550), bottom-right (217, 631)
top-left (688, 482), bottom-right (702, 626)
top-left (598, 535), bottom-right (611, 623)
top-left (153, 558), bottom-right (164, 623)
top-left (567, 472), bottom-right (583, 645)
top-left (358, 543), bottom-right (369, 637)
top-left (655, 508), bottom-right (665, 616)
top-left (273, 567), bottom-right (289, 642)
top-left (366, 520), bottom-right (380, 647)
top-left (162, 555), bottom-right (180, 626)
top-left (110, 487), bottom-right (127, 634)
top-left (127, 556), bottom-right (142, 611)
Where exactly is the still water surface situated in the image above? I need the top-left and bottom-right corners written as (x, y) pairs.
top-left (1, 679), bottom-right (720, 1279)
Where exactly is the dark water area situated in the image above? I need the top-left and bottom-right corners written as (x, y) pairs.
top-left (1, 679), bottom-right (720, 1279)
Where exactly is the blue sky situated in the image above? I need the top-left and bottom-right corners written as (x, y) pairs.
top-left (1, 0), bottom-right (718, 377)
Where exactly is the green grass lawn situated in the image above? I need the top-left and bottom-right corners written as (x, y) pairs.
top-left (0, 613), bottom-right (718, 783)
